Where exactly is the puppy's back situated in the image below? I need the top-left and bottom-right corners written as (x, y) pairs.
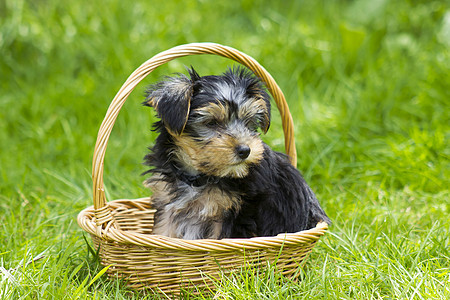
top-left (227, 144), bottom-right (330, 237)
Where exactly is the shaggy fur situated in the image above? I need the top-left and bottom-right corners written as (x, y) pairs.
top-left (143, 67), bottom-right (330, 239)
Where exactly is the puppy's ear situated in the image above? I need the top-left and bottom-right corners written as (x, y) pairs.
top-left (247, 80), bottom-right (271, 134)
top-left (144, 71), bottom-right (198, 135)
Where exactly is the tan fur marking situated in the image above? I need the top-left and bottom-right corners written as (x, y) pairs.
top-left (180, 87), bottom-right (192, 134)
top-left (237, 96), bottom-right (270, 133)
top-left (146, 97), bottom-right (157, 108)
top-left (173, 132), bottom-right (264, 178)
top-left (196, 101), bottom-right (229, 124)
top-left (147, 174), bottom-right (241, 239)
top-left (145, 174), bottom-right (177, 237)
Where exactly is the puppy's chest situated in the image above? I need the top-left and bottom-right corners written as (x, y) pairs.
top-left (149, 176), bottom-right (241, 239)
top-left (174, 184), bottom-right (240, 218)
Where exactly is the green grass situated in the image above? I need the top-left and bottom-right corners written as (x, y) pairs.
top-left (1, 0), bottom-right (449, 298)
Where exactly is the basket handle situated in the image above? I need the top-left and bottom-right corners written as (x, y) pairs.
top-left (92, 43), bottom-right (297, 211)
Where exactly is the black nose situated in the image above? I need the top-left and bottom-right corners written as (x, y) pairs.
top-left (236, 145), bottom-right (251, 160)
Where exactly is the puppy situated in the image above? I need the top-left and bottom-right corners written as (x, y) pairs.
top-left (143, 67), bottom-right (330, 239)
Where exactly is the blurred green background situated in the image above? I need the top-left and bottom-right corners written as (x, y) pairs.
top-left (1, 0), bottom-right (449, 298)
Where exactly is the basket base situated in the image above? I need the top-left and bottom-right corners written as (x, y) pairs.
top-left (77, 197), bottom-right (326, 294)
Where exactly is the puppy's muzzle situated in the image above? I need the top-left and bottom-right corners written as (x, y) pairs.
top-left (235, 144), bottom-right (251, 160)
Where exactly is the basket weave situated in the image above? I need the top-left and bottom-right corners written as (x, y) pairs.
top-left (77, 43), bottom-right (328, 294)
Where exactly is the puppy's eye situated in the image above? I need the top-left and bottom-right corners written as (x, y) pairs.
top-left (206, 120), bottom-right (219, 127)
top-left (246, 119), bottom-right (259, 131)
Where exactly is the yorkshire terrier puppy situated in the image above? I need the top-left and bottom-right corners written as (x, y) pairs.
top-left (143, 67), bottom-right (330, 240)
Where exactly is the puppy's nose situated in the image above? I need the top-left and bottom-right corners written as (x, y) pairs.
top-left (236, 145), bottom-right (251, 160)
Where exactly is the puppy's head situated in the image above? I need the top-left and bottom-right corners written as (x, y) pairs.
top-left (144, 67), bottom-right (271, 178)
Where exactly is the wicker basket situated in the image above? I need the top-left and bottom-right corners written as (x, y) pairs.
top-left (77, 43), bottom-right (328, 295)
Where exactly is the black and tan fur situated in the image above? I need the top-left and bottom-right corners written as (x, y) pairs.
top-left (143, 67), bottom-right (330, 240)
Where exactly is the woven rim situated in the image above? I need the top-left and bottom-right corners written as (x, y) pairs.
top-left (92, 42), bottom-right (297, 212)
